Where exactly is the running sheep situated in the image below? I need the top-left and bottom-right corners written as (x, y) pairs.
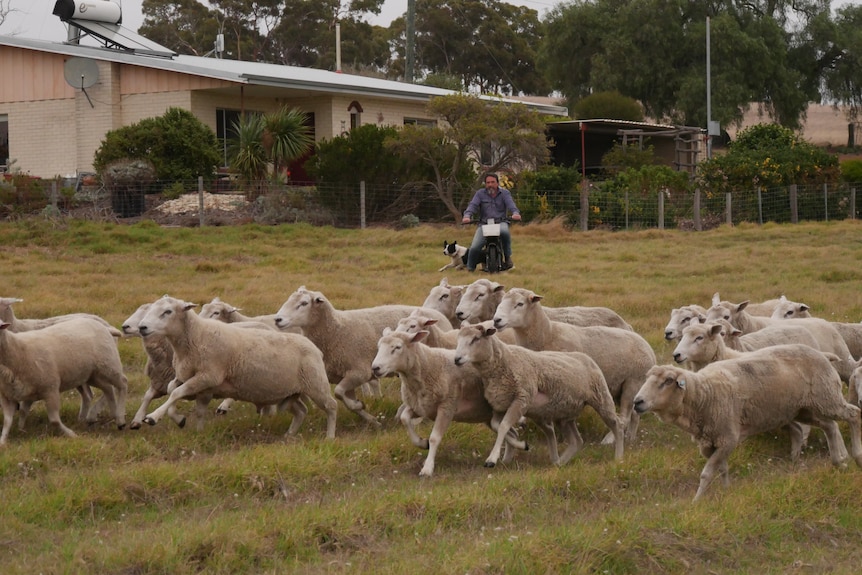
top-left (493, 287), bottom-right (655, 444)
top-left (453, 321), bottom-right (625, 467)
top-left (0, 317), bottom-right (128, 444)
top-left (634, 346), bottom-right (862, 501)
top-left (371, 328), bottom-right (527, 477)
top-left (273, 286), bottom-right (452, 427)
top-left (138, 296), bottom-right (338, 438)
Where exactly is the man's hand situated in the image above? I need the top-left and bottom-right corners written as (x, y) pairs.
top-left (511, 213), bottom-right (522, 221)
top-left (462, 216), bottom-right (472, 224)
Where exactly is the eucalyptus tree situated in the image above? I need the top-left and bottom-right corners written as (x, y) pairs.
top-left (539, 0), bottom-right (832, 129)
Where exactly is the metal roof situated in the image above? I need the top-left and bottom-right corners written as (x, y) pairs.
top-left (0, 34), bottom-right (569, 116)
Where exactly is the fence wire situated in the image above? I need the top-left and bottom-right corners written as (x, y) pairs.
top-left (2, 176), bottom-right (861, 230)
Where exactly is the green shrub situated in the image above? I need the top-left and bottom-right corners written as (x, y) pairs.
top-left (515, 165), bottom-right (582, 221)
top-left (93, 108), bottom-right (220, 181)
top-left (572, 91), bottom-right (644, 122)
top-left (840, 159), bottom-right (862, 184)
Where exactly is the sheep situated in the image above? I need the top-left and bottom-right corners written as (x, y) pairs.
top-left (633, 347), bottom-right (862, 501)
top-left (453, 321), bottom-right (625, 467)
top-left (663, 304), bottom-right (707, 341)
top-left (492, 287), bottom-right (655, 444)
top-left (706, 298), bottom-right (856, 380)
top-left (371, 328), bottom-right (527, 477)
top-left (0, 296), bottom-right (114, 332)
top-left (0, 317), bottom-right (127, 444)
top-left (395, 309), bottom-right (517, 349)
top-left (454, 279), bottom-right (633, 330)
top-left (137, 296), bottom-right (338, 438)
top-left (199, 296), bottom-right (297, 333)
top-left (421, 278), bottom-right (465, 327)
top-left (273, 286), bottom-right (452, 427)
top-left (121, 303), bottom-right (187, 429)
top-left (769, 295), bottom-right (812, 320)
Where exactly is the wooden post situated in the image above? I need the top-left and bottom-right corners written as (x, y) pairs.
top-left (789, 184), bottom-right (798, 223)
top-left (658, 189), bottom-right (664, 229)
top-left (580, 179), bottom-right (589, 231)
top-left (725, 192), bottom-right (732, 226)
top-left (360, 181), bottom-right (366, 229)
top-left (198, 176), bottom-right (205, 227)
top-left (756, 188), bottom-right (762, 225)
top-left (693, 188), bottom-right (702, 231)
top-left (851, 187), bottom-right (856, 219)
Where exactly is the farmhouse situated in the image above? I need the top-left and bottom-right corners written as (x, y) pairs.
top-left (0, 3), bottom-right (567, 179)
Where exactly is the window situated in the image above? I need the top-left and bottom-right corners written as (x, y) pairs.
top-left (0, 114), bottom-right (8, 172)
top-left (216, 109), bottom-right (242, 168)
top-left (347, 101), bottom-right (363, 131)
top-left (404, 118), bottom-right (437, 127)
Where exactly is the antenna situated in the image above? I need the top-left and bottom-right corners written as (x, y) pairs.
top-left (63, 57), bottom-right (99, 108)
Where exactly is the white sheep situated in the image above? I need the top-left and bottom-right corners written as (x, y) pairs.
top-left (199, 296), bottom-right (293, 332)
top-left (769, 295), bottom-right (812, 320)
top-left (273, 286), bottom-right (452, 427)
top-left (395, 309), bottom-right (517, 348)
top-left (371, 328), bottom-right (527, 477)
top-left (493, 287), bottom-right (655, 444)
top-left (663, 304), bottom-right (707, 341)
top-left (706, 298), bottom-right (856, 380)
top-left (633, 346), bottom-right (862, 501)
top-left (454, 278), bottom-right (632, 330)
top-left (453, 321), bottom-right (625, 467)
top-left (421, 278), bottom-right (465, 327)
top-left (0, 317), bottom-right (128, 444)
top-left (0, 296), bottom-right (114, 332)
top-left (137, 296), bottom-right (338, 438)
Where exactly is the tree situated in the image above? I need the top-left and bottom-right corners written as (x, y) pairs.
top-left (573, 91), bottom-right (644, 122)
top-left (228, 106), bottom-right (313, 198)
top-left (385, 94), bottom-right (551, 221)
top-left (539, 0), bottom-right (827, 129)
top-left (817, 5), bottom-right (862, 121)
top-left (141, 0), bottom-right (227, 57)
top-left (93, 108), bottom-right (220, 183)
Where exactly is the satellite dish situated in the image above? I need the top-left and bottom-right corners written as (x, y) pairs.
top-left (64, 57), bottom-right (100, 89)
top-left (63, 57), bottom-right (99, 108)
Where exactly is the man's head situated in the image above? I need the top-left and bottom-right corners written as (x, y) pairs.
top-left (484, 173), bottom-right (499, 193)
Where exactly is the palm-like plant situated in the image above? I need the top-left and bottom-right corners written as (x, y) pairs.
top-left (228, 106), bottom-right (313, 200)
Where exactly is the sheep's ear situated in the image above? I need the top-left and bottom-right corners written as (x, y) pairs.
top-left (382, 327), bottom-right (392, 336)
top-left (411, 330), bottom-right (430, 343)
top-left (440, 277), bottom-right (449, 287)
top-left (530, 294), bottom-right (544, 303)
top-left (711, 292), bottom-right (720, 306)
top-left (423, 319), bottom-right (439, 327)
top-left (450, 286), bottom-right (463, 296)
top-left (482, 324), bottom-right (498, 337)
top-left (0, 321), bottom-right (10, 331)
top-left (314, 296), bottom-right (326, 305)
top-left (708, 323), bottom-right (724, 337)
top-left (695, 313), bottom-right (706, 323)
top-left (779, 295), bottom-right (787, 302)
top-left (800, 304), bottom-right (810, 312)
top-left (737, 301), bottom-right (750, 312)
top-left (492, 283), bottom-right (505, 293)
top-left (182, 302), bottom-right (198, 312)
top-left (729, 327), bottom-right (742, 338)
top-left (677, 378), bottom-right (686, 389)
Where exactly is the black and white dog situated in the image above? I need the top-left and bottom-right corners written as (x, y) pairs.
top-left (439, 240), bottom-right (469, 272)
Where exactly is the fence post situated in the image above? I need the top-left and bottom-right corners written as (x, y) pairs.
top-left (851, 187), bottom-right (857, 219)
top-left (823, 183), bottom-right (829, 222)
top-left (658, 189), bottom-right (664, 230)
top-left (360, 181), bottom-right (366, 229)
top-left (51, 180), bottom-right (58, 212)
top-left (725, 192), bottom-right (732, 226)
top-left (789, 184), bottom-right (798, 223)
top-left (625, 189), bottom-right (629, 230)
top-left (580, 180), bottom-right (589, 231)
top-left (756, 187), bottom-right (763, 225)
top-left (693, 187), bottom-right (702, 231)
top-left (198, 176), bottom-right (205, 227)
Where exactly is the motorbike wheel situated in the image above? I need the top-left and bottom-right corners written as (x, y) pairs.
top-left (486, 242), bottom-right (501, 273)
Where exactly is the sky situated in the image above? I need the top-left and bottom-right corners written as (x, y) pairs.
top-left (1, 0), bottom-right (560, 41)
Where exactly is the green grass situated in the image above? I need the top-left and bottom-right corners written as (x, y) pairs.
top-left (2, 217), bottom-right (862, 573)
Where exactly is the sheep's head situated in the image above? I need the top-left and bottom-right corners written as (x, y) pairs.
top-left (454, 320), bottom-right (496, 366)
top-left (494, 287), bottom-right (541, 330)
top-left (633, 365), bottom-right (688, 415)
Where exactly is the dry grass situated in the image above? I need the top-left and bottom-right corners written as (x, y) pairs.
top-left (1, 218), bottom-right (862, 574)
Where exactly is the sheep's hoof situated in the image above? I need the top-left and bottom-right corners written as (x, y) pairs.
top-left (177, 417), bottom-right (187, 429)
top-left (484, 461), bottom-right (496, 468)
top-left (524, 442), bottom-right (530, 452)
top-left (421, 440), bottom-right (430, 450)
top-left (143, 417), bottom-right (156, 426)
top-left (117, 423), bottom-right (126, 430)
top-left (129, 421), bottom-right (141, 430)
top-left (216, 408), bottom-right (228, 416)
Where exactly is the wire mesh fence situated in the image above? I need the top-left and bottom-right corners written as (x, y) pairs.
top-left (2, 174), bottom-right (861, 230)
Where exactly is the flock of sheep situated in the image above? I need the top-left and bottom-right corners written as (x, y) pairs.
top-left (2, 281), bottom-right (862, 502)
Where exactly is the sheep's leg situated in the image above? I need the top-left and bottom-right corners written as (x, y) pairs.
top-left (216, 398), bottom-right (234, 415)
top-left (77, 384), bottom-right (94, 422)
top-left (43, 392), bottom-right (77, 439)
top-left (591, 394), bottom-right (626, 462)
top-left (131, 386), bottom-right (162, 429)
top-left (786, 422), bottom-right (806, 461)
top-left (0, 394), bottom-right (18, 445)
top-left (334, 375), bottom-right (381, 428)
top-left (555, 419), bottom-right (584, 466)
top-left (419, 403), bottom-right (458, 478)
top-left (360, 378), bottom-right (381, 398)
top-left (535, 420), bottom-right (559, 464)
top-left (800, 413), bottom-right (850, 467)
top-left (16, 400), bottom-right (31, 431)
top-left (841, 404), bottom-right (862, 468)
top-left (488, 414), bottom-right (529, 452)
top-left (144, 375), bottom-right (213, 426)
top-left (486, 400), bottom-right (527, 467)
top-left (693, 445), bottom-right (734, 502)
top-left (302, 385), bottom-right (338, 439)
top-left (282, 396), bottom-right (308, 436)
top-left (400, 403), bottom-right (429, 449)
